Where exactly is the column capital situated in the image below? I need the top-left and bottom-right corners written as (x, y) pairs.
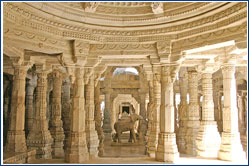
top-left (84, 67), bottom-right (94, 84)
top-left (221, 64), bottom-right (236, 73)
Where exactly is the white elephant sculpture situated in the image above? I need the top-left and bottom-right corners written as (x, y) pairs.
top-left (112, 113), bottom-right (143, 143)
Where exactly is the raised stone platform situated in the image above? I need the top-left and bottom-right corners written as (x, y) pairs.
top-left (3, 149), bottom-right (36, 164)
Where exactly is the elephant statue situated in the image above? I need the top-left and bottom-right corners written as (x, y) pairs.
top-left (112, 113), bottom-right (143, 143)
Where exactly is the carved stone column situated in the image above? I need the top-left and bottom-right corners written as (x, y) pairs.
top-left (218, 92), bottom-right (223, 133)
top-left (156, 66), bottom-right (179, 162)
top-left (241, 94), bottom-right (247, 154)
top-left (27, 64), bottom-right (53, 159)
top-left (65, 67), bottom-right (89, 163)
top-left (218, 65), bottom-right (246, 161)
top-left (25, 78), bottom-right (36, 137)
top-left (237, 94), bottom-right (246, 135)
top-left (3, 78), bottom-right (11, 147)
top-left (103, 89), bottom-right (112, 133)
top-left (94, 81), bottom-right (104, 157)
top-left (85, 75), bottom-right (99, 158)
top-left (146, 79), bottom-right (154, 143)
top-left (185, 70), bottom-right (200, 156)
top-left (176, 69), bottom-right (188, 153)
top-left (213, 78), bottom-right (220, 126)
top-left (139, 90), bottom-right (147, 143)
top-left (62, 78), bottom-right (71, 151)
top-left (147, 66), bottom-right (161, 157)
top-left (6, 65), bottom-right (28, 153)
top-left (49, 69), bottom-right (65, 158)
top-left (173, 92), bottom-right (178, 133)
top-left (196, 72), bottom-right (221, 158)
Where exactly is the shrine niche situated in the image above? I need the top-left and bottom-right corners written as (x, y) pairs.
top-left (2, 1), bottom-right (247, 165)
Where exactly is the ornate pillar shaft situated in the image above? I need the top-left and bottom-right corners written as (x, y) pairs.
top-left (139, 91), bottom-right (147, 143)
top-left (156, 66), bottom-right (179, 162)
top-left (94, 81), bottom-right (104, 157)
top-left (185, 70), bottom-right (200, 156)
top-left (85, 75), bottom-right (99, 158)
top-left (65, 67), bottom-right (89, 163)
top-left (61, 78), bottom-right (71, 151)
top-left (146, 80), bottom-right (154, 142)
top-left (103, 90), bottom-right (112, 133)
top-left (173, 92), bottom-right (178, 133)
top-left (196, 72), bottom-right (221, 158)
top-left (218, 65), bottom-right (246, 161)
top-left (147, 66), bottom-right (161, 157)
top-left (3, 80), bottom-right (11, 147)
top-left (25, 80), bottom-right (35, 137)
top-left (218, 92), bottom-right (223, 132)
top-left (176, 69), bottom-right (188, 153)
top-left (50, 70), bottom-right (65, 158)
top-left (237, 95), bottom-right (246, 134)
top-left (27, 67), bottom-right (53, 159)
top-left (6, 65), bottom-right (28, 153)
top-left (240, 95), bottom-right (247, 154)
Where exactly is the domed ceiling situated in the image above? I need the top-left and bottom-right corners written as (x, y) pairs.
top-left (25, 2), bottom-right (230, 27)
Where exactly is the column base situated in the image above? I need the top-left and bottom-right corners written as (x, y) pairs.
top-left (98, 143), bottom-right (104, 157)
top-left (102, 124), bottom-right (112, 134)
top-left (185, 120), bottom-right (200, 156)
top-left (65, 132), bottom-right (89, 163)
top-left (27, 130), bottom-right (53, 159)
top-left (52, 148), bottom-right (64, 158)
top-left (86, 130), bottom-right (99, 158)
top-left (50, 121), bottom-right (65, 158)
top-left (65, 151), bottom-right (89, 163)
top-left (176, 121), bottom-right (187, 154)
top-left (240, 134), bottom-right (247, 154)
top-left (196, 121), bottom-right (221, 158)
top-left (218, 132), bottom-right (246, 161)
top-left (146, 131), bottom-right (159, 157)
top-left (5, 130), bottom-right (27, 153)
top-left (156, 133), bottom-right (179, 163)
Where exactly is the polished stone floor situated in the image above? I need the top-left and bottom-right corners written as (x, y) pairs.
top-left (30, 133), bottom-right (248, 165)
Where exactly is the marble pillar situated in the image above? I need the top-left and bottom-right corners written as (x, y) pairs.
top-left (85, 75), bottom-right (99, 158)
top-left (147, 66), bottom-right (161, 157)
top-left (65, 67), bottom-right (89, 163)
top-left (237, 95), bottom-right (246, 135)
top-left (103, 89), bottom-right (112, 133)
top-left (156, 66), bottom-right (179, 162)
top-left (174, 92), bottom-right (178, 133)
top-left (185, 70), bottom-right (200, 156)
top-left (3, 79), bottom-right (11, 147)
top-left (218, 65), bottom-right (246, 161)
top-left (61, 78), bottom-right (71, 151)
top-left (139, 90), bottom-right (147, 143)
top-left (27, 67), bottom-right (53, 159)
top-left (94, 81), bottom-right (104, 157)
top-left (217, 92), bottom-right (223, 133)
top-left (49, 70), bottom-right (65, 158)
top-left (6, 65), bottom-right (28, 153)
top-left (176, 70), bottom-right (188, 153)
top-left (241, 95), bottom-right (247, 154)
top-left (146, 80), bottom-right (154, 143)
top-left (196, 72), bottom-right (221, 158)
top-left (25, 79), bottom-right (36, 137)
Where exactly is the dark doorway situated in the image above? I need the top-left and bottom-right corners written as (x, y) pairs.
top-left (122, 106), bottom-right (129, 114)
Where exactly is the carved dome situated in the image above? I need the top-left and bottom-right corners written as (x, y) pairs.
top-left (23, 2), bottom-right (230, 27)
